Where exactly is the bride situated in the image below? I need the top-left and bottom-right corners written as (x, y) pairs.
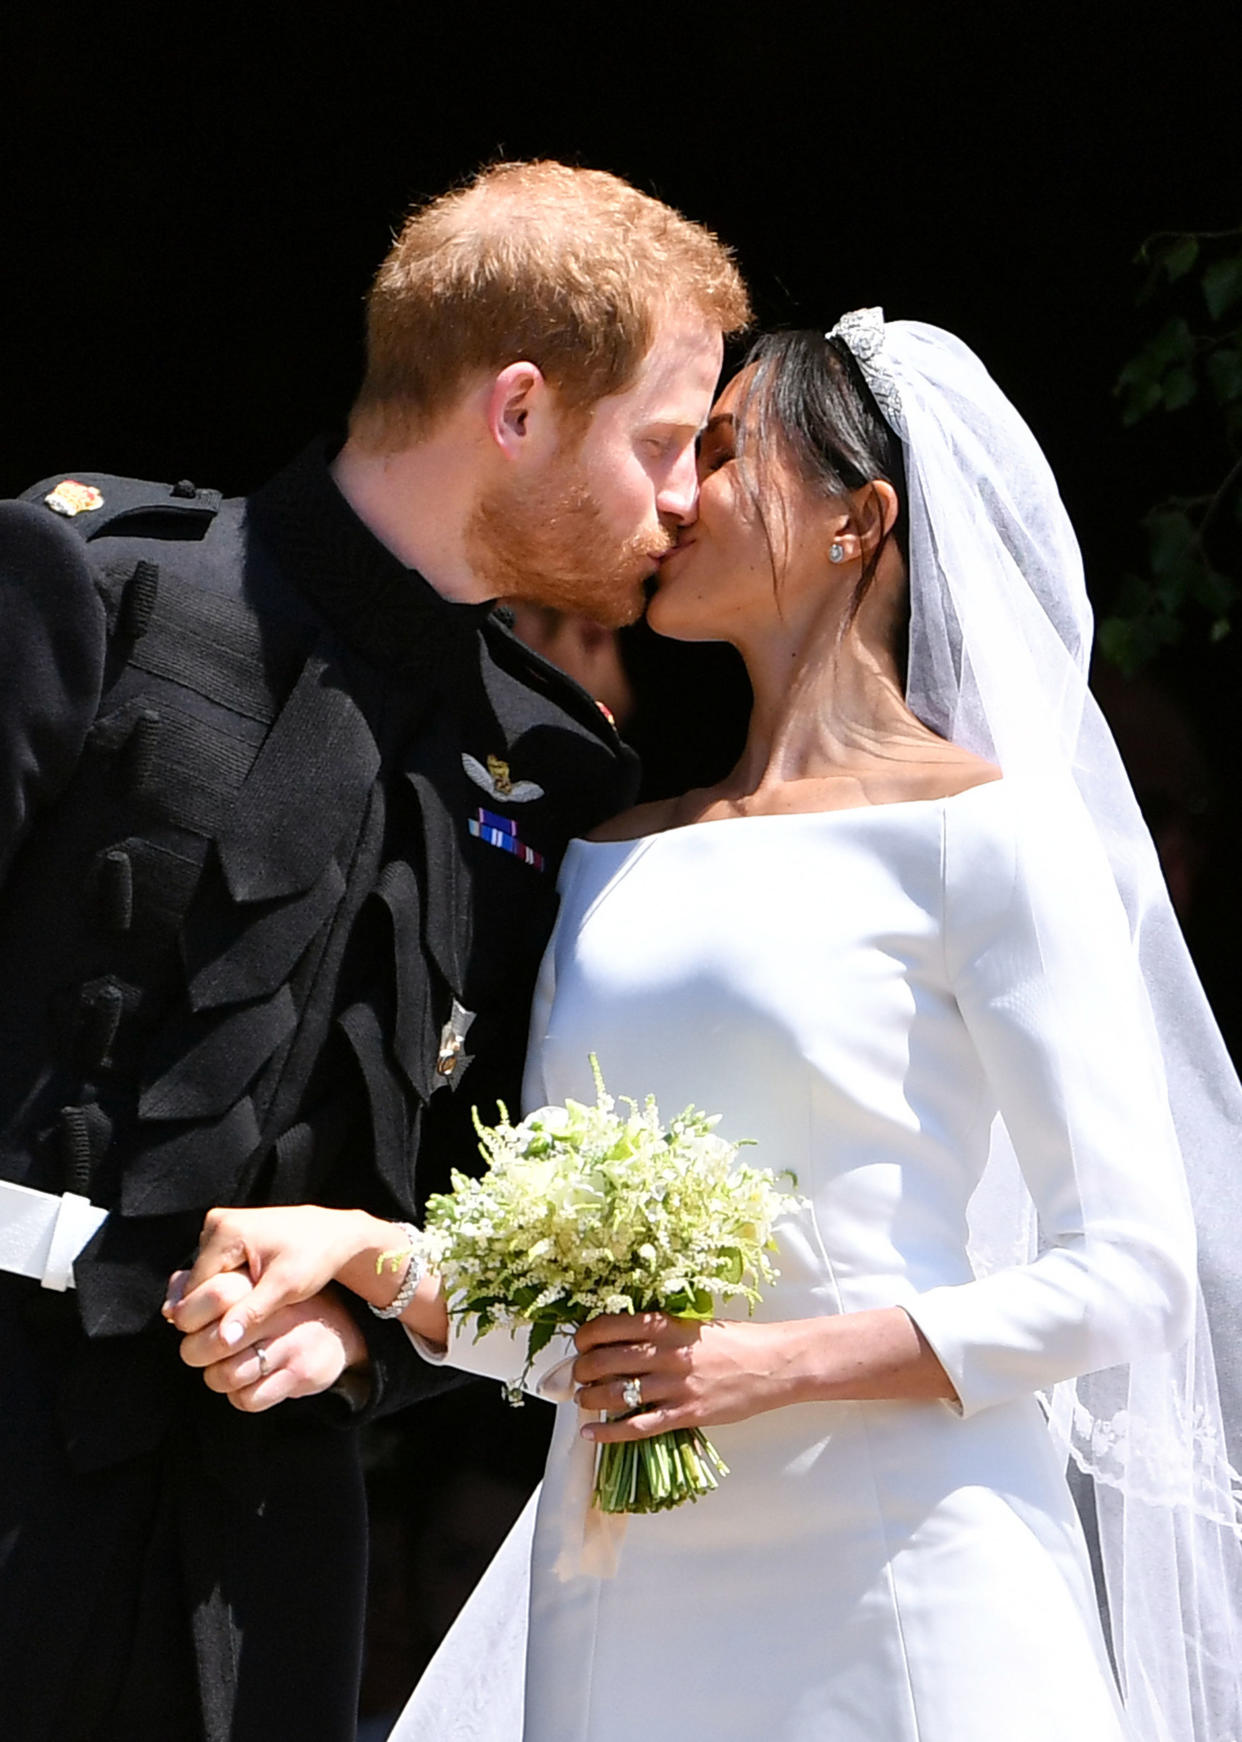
top-left (170, 312), bottom-right (1242, 1740)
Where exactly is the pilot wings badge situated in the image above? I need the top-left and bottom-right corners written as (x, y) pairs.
top-left (461, 753), bottom-right (544, 803)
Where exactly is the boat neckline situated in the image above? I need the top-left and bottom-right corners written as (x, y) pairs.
top-left (575, 775), bottom-right (1007, 849)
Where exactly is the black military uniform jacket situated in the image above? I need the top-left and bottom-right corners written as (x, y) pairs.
top-left (0, 444), bottom-right (636, 1740)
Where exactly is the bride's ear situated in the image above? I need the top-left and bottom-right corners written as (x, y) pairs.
top-left (854, 481), bottom-right (899, 554)
top-left (825, 480), bottom-right (899, 565)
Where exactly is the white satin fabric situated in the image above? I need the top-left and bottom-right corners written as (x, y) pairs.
top-left (396, 777), bottom-right (1196, 1741)
top-left (394, 1490), bottom-right (536, 1742)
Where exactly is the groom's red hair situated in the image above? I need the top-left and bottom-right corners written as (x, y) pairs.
top-left (348, 160), bottom-right (750, 452)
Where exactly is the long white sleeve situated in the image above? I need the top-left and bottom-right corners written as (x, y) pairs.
top-left (905, 782), bottom-right (1197, 1416)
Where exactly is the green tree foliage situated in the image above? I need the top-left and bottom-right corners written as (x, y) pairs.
top-left (1102, 226), bottom-right (1242, 674)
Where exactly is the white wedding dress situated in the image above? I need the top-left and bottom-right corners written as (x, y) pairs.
top-left (394, 777), bottom-right (1194, 1742)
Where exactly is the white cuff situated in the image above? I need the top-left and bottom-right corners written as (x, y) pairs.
top-left (405, 1314), bottom-right (578, 1403)
top-left (899, 1300), bottom-right (966, 1416)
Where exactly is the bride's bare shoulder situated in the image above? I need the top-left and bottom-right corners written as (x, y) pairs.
top-left (585, 796), bottom-right (683, 843)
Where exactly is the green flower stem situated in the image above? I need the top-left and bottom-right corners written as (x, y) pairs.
top-left (593, 1428), bottom-right (731, 1514)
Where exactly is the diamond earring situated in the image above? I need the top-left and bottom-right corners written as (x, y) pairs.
top-left (829, 542), bottom-right (846, 564)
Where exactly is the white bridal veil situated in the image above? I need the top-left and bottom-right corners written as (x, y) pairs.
top-left (827, 309), bottom-right (1242, 1741)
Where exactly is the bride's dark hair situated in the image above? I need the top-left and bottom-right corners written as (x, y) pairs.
top-left (733, 330), bottom-right (910, 653)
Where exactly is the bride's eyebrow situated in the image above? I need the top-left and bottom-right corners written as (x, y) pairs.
top-left (697, 413), bottom-right (736, 449)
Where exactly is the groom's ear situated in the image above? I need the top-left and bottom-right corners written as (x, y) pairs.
top-left (485, 362), bottom-right (553, 461)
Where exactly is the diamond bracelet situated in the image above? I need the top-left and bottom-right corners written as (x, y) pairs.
top-left (368, 1222), bottom-right (426, 1320)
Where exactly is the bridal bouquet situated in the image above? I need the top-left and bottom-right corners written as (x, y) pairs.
top-left (410, 1059), bottom-right (790, 1515)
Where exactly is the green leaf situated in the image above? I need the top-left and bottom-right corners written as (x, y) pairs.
top-left (528, 1318), bottom-right (557, 1359)
top-left (1146, 507), bottom-right (1198, 580)
top-left (1211, 617), bottom-right (1232, 642)
top-left (1190, 566), bottom-right (1239, 614)
top-left (1205, 345), bottom-right (1242, 404)
top-left (1149, 315), bottom-right (1195, 368)
top-left (1117, 320), bottom-right (1196, 424)
top-left (1116, 355), bottom-right (1153, 389)
top-left (1097, 615), bottom-right (1138, 675)
top-left (1161, 234), bottom-right (1201, 281)
top-left (719, 1248), bottom-right (744, 1285)
top-left (1203, 253), bottom-right (1242, 321)
top-left (1098, 593), bottom-right (1183, 677)
top-left (1161, 367), bottom-right (1197, 410)
top-left (1118, 378), bottom-right (1164, 426)
top-left (1115, 376), bottom-right (1152, 422)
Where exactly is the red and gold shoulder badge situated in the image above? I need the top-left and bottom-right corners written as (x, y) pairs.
top-left (44, 480), bottom-right (104, 518)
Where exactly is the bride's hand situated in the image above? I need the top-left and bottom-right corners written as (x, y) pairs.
top-left (571, 1312), bottom-right (797, 1440)
top-left (572, 1306), bottom-right (956, 1440)
top-left (164, 1205), bottom-right (385, 1349)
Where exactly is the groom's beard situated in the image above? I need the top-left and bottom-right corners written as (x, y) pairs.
top-left (465, 464), bottom-right (670, 629)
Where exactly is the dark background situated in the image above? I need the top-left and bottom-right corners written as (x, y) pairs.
top-left (2, 3), bottom-right (1236, 562)
top-left (3, 3), bottom-right (1237, 1725)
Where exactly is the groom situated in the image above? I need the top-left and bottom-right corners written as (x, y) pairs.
top-left (0, 160), bottom-right (748, 1741)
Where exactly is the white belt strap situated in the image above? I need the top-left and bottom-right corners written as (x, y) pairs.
top-left (0, 1179), bottom-right (108, 1291)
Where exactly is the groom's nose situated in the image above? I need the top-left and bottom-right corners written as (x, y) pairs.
top-left (656, 444), bottom-right (699, 525)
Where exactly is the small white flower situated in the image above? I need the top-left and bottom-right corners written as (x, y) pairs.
top-left (518, 1105), bottom-right (571, 1137)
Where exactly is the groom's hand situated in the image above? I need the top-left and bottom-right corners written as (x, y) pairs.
top-left (173, 1272), bottom-right (369, 1412)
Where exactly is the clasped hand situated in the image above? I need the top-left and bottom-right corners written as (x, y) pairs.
top-left (164, 1206), bottom-right (373, 1413)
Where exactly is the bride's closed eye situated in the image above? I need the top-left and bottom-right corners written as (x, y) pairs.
top-left (696, 435), bottom-right (734, 476)
top-left (696, 410), bottom-right (737, 477)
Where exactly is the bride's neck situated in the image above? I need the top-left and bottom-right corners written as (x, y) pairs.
top-left (727, 577), bottom-right (932, 801)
